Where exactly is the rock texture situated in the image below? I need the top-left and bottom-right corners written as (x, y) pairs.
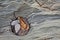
top-left (0, 0), bottom-right (60, 40)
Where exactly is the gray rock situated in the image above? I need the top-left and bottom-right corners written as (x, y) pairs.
top-left (0, 3), bottom-right (41, 28)
top-left (13, 3), bottom-right (41, 17)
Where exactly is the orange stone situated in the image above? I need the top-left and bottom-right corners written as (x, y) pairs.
top-left (18, 16), bottom-right (29, 31)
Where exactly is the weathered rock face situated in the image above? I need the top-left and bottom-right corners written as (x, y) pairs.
top-left (30, 0), bottom-right (60, 11)
top-left (0, 2), bottom-right (40, 28)
top-left (0, 0), bottom-right (60, 40)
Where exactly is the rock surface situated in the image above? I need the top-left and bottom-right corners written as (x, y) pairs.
top-left (0, 0), bottom-right (60, 40)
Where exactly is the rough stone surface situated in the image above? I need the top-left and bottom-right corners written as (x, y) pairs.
top-left (0, 0), bottom-right (60, 40)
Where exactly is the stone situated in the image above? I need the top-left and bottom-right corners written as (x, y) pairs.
top-left (50, 3), bottom-right (60, 11)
